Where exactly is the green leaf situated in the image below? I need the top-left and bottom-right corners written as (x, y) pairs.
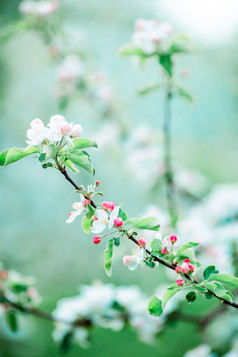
top-left (68, 138), bottom-right (97, 151)
top-left (87, 204), bottom-right (95, 217)
top-left (203, 282), bottom-right (217, 292)
top-left (194, 286), bottom-right (207, 293)
top-left (137, 82), bottom-right (160, 95)
top-left (221, 292), bottom-right (233, 303)
top-left (81, 216), bottom-right (91, 233)
top-left (118, 208), bottom-right (127, 222)
top-left (38, 153), bottom-right (46, 162)
top-left (67, 151), bottom-right (94, 175)
top-left (159, 54), bottom-right (173, 76)
top-left (42, 144), bottom-right (58, 160)
top-left (127, 217), bottom-right (160, 231)
top-left (63, 159), bottom-right (79, 174)
top-left (118, 44), bottom-right (149, 57)
top-left (209, 274), bottom-right (238, 288)
top-left (148, 296), bottom-right (163, 317)
top-left (150, 239), bottom-right (162, 255)
top-left (203, 266), bottom-right (219, 280)
top-left (0, 146), bottom-right (39, 167)
top-left (145, 259), bottom-right (155, 268)
top-left (113, 237), bottom-right (120, 247)
top-left (176, 242), bottom-right (199, 257)
top-left (175, 83), bottom-right (196, 104)
top-left (162, 288), bottom-right (180, 310)
top-left (186, 291), bottom-right (196, 304)
top-left (5, 310), bottom-right (18, 332)
top-left (167, 34), bottom-right (195, 54)
top-left (204, 290), bottom-right (214, 300)
top-left (104, 239), bottom-right (114, 277)
top-left (42, 162), bottom-right (54, 169)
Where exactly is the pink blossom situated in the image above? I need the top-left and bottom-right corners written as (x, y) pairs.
top-left (138, 239), bottom-right (146, 247)
top-left (93, 236), bottom-right (101, 244)
top-left (71, 124), bottom-right (83, 138)
top-left (123, 255), bottom-right (132, 266)
top-left (176, 279), bottom-right (184, 287)
top-left (114, 217), bottom-right (123, 227)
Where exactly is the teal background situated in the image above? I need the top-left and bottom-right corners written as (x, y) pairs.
top-left (0, 0), bottom-right (238, 356)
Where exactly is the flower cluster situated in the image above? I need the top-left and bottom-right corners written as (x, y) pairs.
top-left (52, 282), bottom-right (180, 348)
top-left (132, 18), bottom-right (173, 55)
top-left (26, 115), bottom-right (82, 146)
top-left (18, 1), bottom-right (59, 18)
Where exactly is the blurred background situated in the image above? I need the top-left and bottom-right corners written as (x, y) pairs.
top-left (0, 0), bottom-right (238, 356)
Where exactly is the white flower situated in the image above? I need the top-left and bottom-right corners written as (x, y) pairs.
top-left (71, 124), bottom-right (83, 138)
top-left (184, 344), bottom-right (214, 357)
top-left (19, 1), bottom-right (59, 18)
top-left (57, 55), bottom-right (83, 82)
top-left (162, 236), bottom-right (172, 252)
top-left (26, 119), bottom-right (50, 146)
top-left (92, 207), bottom-right (119, 233)
top-left (123, 249), bottom-right (145, 271)
top-left (132, 19), bottom-right (173, 55)
top-left (66, 196), bottom-right (87, 223)
top-left (48, 114), bottom-right (74, 142)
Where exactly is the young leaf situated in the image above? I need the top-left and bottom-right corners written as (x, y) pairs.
top-left (81, 216), bottom-right (91, 234)
top-left (67, 151), bottom-right (94, 175)
top-left (42, 144), bottom-right (58, 160)
top-left (145, 259), bottom-right (155, 268)
top-left (0, 147), bottom-right (39, 167)
top-left (148, 297), bottom-right (163, 317)
top-left (137, 82), bottom-right (160, 95)
top-left (203, 265), bottom-right (219, 280)
top-left (118, 208), bottom-right (127, 222)
top-left (113, 237), bottom-right (120, 247)
top-left (42, 163), bottom-right (54, 169)
top-left (63, 159), bottom-right (79, 174)
top-left (68, 138), bottom-right (98, 151)
top-left (162, 288), bottom-right (180, 310)
top-left (208, 274), bottom-right (238, 288)
top-left (186, 291), bottom-right (196, 304)
top-left (175, 83), bottom-right (196, 104)
top-left (5, 310), bottom-right (18, 332)
top-left (104, 239), bottom-right (114, 277)
top-left (150, 239), bottom-right (162, 255)
top-left (159, 54), bottom-right (172, 77)
top-left (127, 217), bottom-right (160, 231)
top-left (118, 44), bottom-right (148, 57)
top-left (38, 153), bottom-right (46, 162)
top-left (176, 242), bottom-right (199, 257)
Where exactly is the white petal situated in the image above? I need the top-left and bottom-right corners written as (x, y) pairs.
top-left (66, 211), bottom-right (81, 223)
top-left (128, 256), bottom-right (139, 271)
top-left (110, 207), bottom-right (119, 221)
top-left (95, 209), bottom-right (108, 221)
top-left (72, 202), bottom-right (84, 213)
top-left (92, 221), bottom-right (107, 233)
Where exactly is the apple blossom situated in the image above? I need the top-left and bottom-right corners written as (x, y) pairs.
top-left (123, 249), bottom-right (145, 271)
top-left (161, 248), bottom-right (167, 255)
top-left (18, 1), bottom-right (59, 18)
top-left (175, 266), bottom-right (180, 273)
top-left (95, 180), bottom-right (100, 186)
top-left (71, 124), bottom-right (83, 138)
top-left (66, 196), bottom-right (88, 223)
top-left (123, 255), bottom-right (132, 266)
top-left (132, 19), bottom-right (173, 55)
top-left (92, 207), bottom-right (119, 234)
top-left (184, 258), bottom-right (191, 263)
top-left (180, 262), bottom-right (190, 274)
top-left (57, 55), bottom-right (83, 82)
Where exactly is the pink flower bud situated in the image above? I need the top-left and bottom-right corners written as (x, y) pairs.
top-left (82, 199), bottom-right (91, 207)
top-left (181, 262), bottom-right (190, 274)
top-left (27, 287), bottom-right (38, 298)
top-left (184, 258), bottom-right (191, 263)
top-left (68, 212), bottom-right (73, 216)
top-left (123, 255), bottom-right (132, 266)
top-left (93, 236), bottom-right (101, 244)
top-left (138, 238), bottom-right (146, 247)
top-left (95, 180), bottom-right (100, 186)
top-left (170, 235), bottom-right (177, 243)
top-left (60, 122), bottom-right (71, 135)
top-left (108, 202), bottom-right (116, 211)
top-left (71, 124), bottom-right (83, 138)
top-left (161, 248), bottom-right (167, 254)
top-left (189, 265), bottom-right (195, 273)
top-left (175, 266), bottom-right (180, 273)
top-left (0, 270), bottom-right (8, 280)
top-left (114, 217), bottom-right (123, 227)
top-left (101, 201), bottom-right (109, 210)
top-left (176, 279), bottom-right (184, 287)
